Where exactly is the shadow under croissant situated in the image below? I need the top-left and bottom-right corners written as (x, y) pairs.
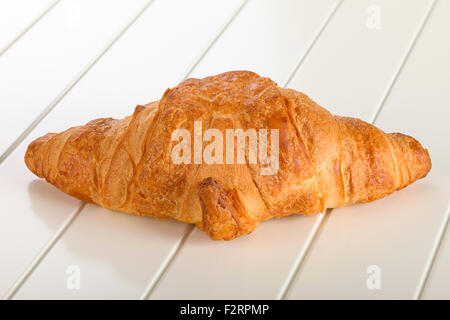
top-left (27, 179), bottom-right (187, 291)
top-left (27, 179), bottom-right (79, 232)
top-left (26, 178), bottom-right (323, 291)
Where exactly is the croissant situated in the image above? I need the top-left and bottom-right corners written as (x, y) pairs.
top-left (25, 71), bottom-right (431, 240)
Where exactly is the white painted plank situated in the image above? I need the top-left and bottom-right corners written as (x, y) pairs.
top-left (11, 0), bottom-right (245, 299)
top-left (0, 0), bottom-right (150, 298)
top-left (190, 0), bottom-right (337, 84)
top-left (0, 0), bottom-right (55, 54)
top-left (17, 205), bottom-right (189, 300)
top-left (422, 211), bottom-right (450, 299)
top-left (0, 0), bottom-right (150, 157)
top-left (287, 0), bottom-right (450, 300)
top-left (149, 0), bottom-right (435, 299)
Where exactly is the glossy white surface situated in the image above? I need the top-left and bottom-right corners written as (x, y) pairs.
top-left (0, 0), bottom-right (448, 299)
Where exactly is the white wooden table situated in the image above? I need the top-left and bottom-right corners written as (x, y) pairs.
top-left (0, 0), bottom-right (449, 300)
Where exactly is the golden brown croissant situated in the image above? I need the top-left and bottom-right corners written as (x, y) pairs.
top-left (25, 71), bottom-right (431, 240)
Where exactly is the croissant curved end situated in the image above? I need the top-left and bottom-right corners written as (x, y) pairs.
top-left (24, 133), bottom-right (56, 178)
top-left (389, 132), bottom-right (432, 182)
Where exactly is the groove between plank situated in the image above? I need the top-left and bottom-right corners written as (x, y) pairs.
top-left (415, 202), bottom-right (450, 299)
top-left (369, 0), bottom-right (438, 125)
top-left (175, 0), bottom-right (249, 85)
top-left (3, 203), bottom-right (85, 299)
top-left (0, 0), bottom-right (155, 165)
top-left (282, 0), bottom-right (343, 88)
top-left (0, 0), bottom-right (60, 57)
top-left (277, 211), bottom-right (329, 300)
top-left (140, 225), bottom-right (195, 300)
top-left (278, 0), bottom-right (438, 300)
top-left (1, 0), bottom-right (157, 298)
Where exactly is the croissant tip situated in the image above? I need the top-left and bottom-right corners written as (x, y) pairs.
top-left (389, 132), bottom-right (432, 181)
top-left (24, 133), bottom-right (56, 178)
top-left (24, 140), bottom-right (38, 175)
top-left (422, 148), bottom-right (432, 177)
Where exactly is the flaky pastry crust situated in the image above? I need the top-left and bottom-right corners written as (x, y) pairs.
top-left (25, 71), bottom-right (431, 240)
